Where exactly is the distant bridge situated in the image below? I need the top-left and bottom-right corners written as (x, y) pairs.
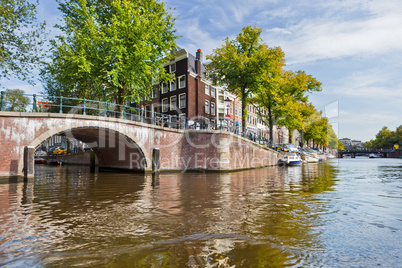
top-left (338, 148), bottom-right (396, 158)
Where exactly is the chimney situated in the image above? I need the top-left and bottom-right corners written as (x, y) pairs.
top-left (195, 49), bottom-right (203, 76)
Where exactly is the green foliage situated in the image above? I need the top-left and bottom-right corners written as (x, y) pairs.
top-left (364, 125), bottom-right (402, 149)
top-left (272, 71), bottom-right (321, 143)
top-left (0, 0), bottom-right (46, 86)
top-left (207, 26), bottom-right (322, 142)
top-left (326, 124), bottom-right (338, 149)
top-left (303, 110), bottom-right (331, 148)
top-left (206, 26), bottom-right (284, 133)
top-left (252, 68), bottom-right (321, 143)
top-left (3, 88), bottom-right (30, 111)
top-left (338, 140), bottom-right (345, 150)
top-left (41, 0), bottom-right (177, 107)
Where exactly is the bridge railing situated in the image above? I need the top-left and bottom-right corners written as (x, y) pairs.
top-left (0, 92), bottom-right (269, 146)
top-left (339, 148), bottom-right (395, 153)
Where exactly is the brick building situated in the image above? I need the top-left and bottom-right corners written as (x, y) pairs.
top-left (142, 47), bottom-right (217, 127)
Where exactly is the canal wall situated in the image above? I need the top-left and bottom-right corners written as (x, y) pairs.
top-left (44, 151), bottom-right (97, 166)
top-left (388, 149), bottom-right (402, 158)
top-left (169, 130), bottom-right (280, 172)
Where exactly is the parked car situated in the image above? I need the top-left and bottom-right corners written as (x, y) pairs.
top-left (276, 144), bottom-right (289, 152)
top-left (53, 147), bottom-right (67, 155)
top-left (283, 143), bottom-right (299, 153)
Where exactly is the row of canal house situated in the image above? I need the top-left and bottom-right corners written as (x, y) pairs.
top-left (140, 47), bottom-right (292, 145)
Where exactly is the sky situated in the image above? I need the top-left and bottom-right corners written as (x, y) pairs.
top-left (2, 0), bottom-right (402, 142)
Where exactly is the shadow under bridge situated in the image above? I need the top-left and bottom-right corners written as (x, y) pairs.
top-left (61, 127), bottom-right (149, 172)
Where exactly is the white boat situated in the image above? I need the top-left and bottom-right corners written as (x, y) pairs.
top-left (303, 154), bottom-right (319, 163)
top-left (281, 154), bottom-right (302, 166)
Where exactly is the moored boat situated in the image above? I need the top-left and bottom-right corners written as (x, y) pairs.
top-left (280, 153), bottom-right (302, 166)
top-left (46, 159), bottom-right (63, 165)
top-left (34, 157), bottom-right (46, 164)
top-left (302, 154), bottom-right (319, 163)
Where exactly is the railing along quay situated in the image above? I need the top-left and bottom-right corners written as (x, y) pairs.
top-left (0, 91), bottom-right (268, 145)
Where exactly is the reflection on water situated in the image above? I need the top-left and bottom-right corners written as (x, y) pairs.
top-left (1, 159), bottom-right (401, 267)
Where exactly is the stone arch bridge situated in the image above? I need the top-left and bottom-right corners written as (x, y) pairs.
top-left (0, 112), bottom-right (280, 178)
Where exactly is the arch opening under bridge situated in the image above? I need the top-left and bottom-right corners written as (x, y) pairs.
top-left (30, 126), bottom-right (149, 173)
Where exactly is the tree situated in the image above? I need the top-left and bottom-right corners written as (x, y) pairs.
top-left (41, 0), bottom-right (177, 114)
top-left (303, 110), bottom-right (329, 148)
top-left (365, 125), bottom-right (402, 149)
top-left (327, 124), bottom-right (339, 149)
top-left (0, 0), bottom-right (46, 86)
top-left (338, 140), bottom-right (345, 150)
top-left (206, 26), bottom-right (284, 134)
top-left (374, 126), bottom-right (392, 148)
top-left (3, 88), bottom-right (30, 111)
top-left (271, 70), bottom-right (321, 143)
top-left (252, 70), bottom-right (321, 144)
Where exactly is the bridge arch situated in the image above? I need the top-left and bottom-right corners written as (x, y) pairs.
top-left (29, 125), bottom-right (150, 172)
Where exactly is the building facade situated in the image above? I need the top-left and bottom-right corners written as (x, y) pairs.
top-left (140, 46), bottom-right (292, 145)
top-left (142, 47), bottom-right (217, 127)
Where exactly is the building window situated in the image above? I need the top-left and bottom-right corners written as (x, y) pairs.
top-left (145, 105), bottom-right (150, 118)
top-left (235, 105), bottom-right (238, 116)
top-left (162, 98), bottom-right (168, 112)
top-left (170, 63), bottom-right (176, 73)
top-left (170, 79), bottom-right (176, 91)
top-left (152, 87), bottom-right (158, 98)
top-left (205, 100), bottom-right (210, 114)
top-left (211, 87), bottom-right (216, 98)
top-left (178, 76), bottom-right (186, 89)
top-left (205, 84), bottom-right (210, 95)
top-left (170, 95), bottom-right (177, 110)
top-left (151, 104), bottom-right (157, 116)
top-left (211, 102), bottom-right (215, 116)
top-left (162, 83), bottom-right (168, 94)
top-left (179, 93), bottom-right (186, 108)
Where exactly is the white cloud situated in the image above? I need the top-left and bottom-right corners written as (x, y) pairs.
top-left (328, 69), bottom-right (402, 100)
top-left (266, 27), bottom-right (291, 35)
top-left (260, 0), bottom-right (402, 65)
top-left (337, 109), bottom-right (401, 141)
top-left (283, 15), bottom-right (402, 64)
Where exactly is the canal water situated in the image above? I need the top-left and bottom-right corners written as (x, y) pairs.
top-left (1, 158), bottom-right (401, 267)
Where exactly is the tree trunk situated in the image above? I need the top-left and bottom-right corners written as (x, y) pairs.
top-left (115, 85), bottom-right (125, 119)
top-left (288, 128), bottom-right (293, 145)
top-left (241, 87), bottom-right (247, 136)
top-left (267, 105), bottom-right (274, 144)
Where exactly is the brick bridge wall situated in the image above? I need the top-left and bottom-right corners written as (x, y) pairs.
top-left (0, 112), bottom-right (280, 177)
